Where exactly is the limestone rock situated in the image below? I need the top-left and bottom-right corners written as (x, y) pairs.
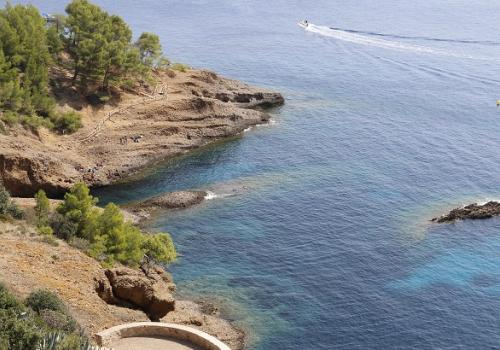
top-left (97, 266), bottom-right (176, 321)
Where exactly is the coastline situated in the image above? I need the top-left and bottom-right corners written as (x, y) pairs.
top-left (0, 221), bottom-right (247, 349)
top-left (0, 69), bottom-right (284, 198)
top-left (0, 69), bottom-right (283, 349)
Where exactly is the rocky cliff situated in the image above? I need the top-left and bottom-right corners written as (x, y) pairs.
top-left (0, 69), bottom-right (284, 197)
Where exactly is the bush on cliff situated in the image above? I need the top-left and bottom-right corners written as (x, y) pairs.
top-left (0, 285), bottom-right (87, 349)
top-left (50, 182), bottom-right (177, 267)
top-left (171, 63), bottom-right (190, 72)
top-left (142, 233), bottom-right (177, 265)
top-left (0, 183), bottom-right (23, 220)
top-left (26, 290), bottom-right (66, 315)
top-left (55, 182), bottom-right (99, 237)
top-left (34, 190), bottom-right (51, 227)
top-left (50, 213), bottom-right (78, 240)
top-left (50, 111), bottom-right (82, 135)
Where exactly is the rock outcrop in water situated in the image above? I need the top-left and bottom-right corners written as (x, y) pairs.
top-left (431, 201), bottom-right (500, 223)
top-left (134, 191), bottom-right (207, 210)
top-left (125, 190), bottom-right (207, 221)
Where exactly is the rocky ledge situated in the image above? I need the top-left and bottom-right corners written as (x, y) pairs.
top-left (431, 201), bottom-right (500, 223)
top-left (125, 190), bottom-right (207, 222)
top-left (95, 265), bottom-right (176, 321)
top-left (0, 69), bottom-right (284, 197)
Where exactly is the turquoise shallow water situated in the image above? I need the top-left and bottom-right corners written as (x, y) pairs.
top-left (21, 0), bottom-right (500, 348)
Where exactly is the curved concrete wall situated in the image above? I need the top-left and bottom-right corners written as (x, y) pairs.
top-left (96, 322), bottom-right (231, 350)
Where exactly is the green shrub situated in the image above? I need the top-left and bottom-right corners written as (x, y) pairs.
top-left (0, 183), bottom-right (23, 219)
top-left (25, 290), bottom-right (65, 315)
top-left (68, 237), bottom-right (90, 251)
top-left (0, 284), bottom-right (23, 312)
top-left (87, 204), bottom-right (145, 267)
top-left (38, 226), bottom-right (54, 236)
top-left (0, 309), bottom-right (43, 350)
top-left (50, 213), bottom-right (78, 240)
top-left (0, 111), bottom-right (19, 126)
top-left (0, 285), bottom-right (84, 350)
top-left (50, 112), bottom-right (82, 134)
top-left (39, 309), bottom-right (76, 333)
top-left (35, 190), bottom-right (51, 227)
top-left (21, 115), bottom-right (53, 131)
top-left (142, 232), bottom-right (177, 265)
top-left (37, 332), bottom-right (96, 350)
top-left (40, 234), bottom-right (59, 247)
top-left (0, 185), bottom-right (11, 216)
top-left (6, 205), bottom-right (24, 219)
top-left (56, 183), bottom-right (98, 237)
top-left (53, 182), bottom-right (177, 268)
top-left (171, 63), bottom-right (190, 72)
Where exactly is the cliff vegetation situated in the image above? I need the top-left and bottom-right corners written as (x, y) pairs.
top-left (0, 0), bottom-right (168, 134)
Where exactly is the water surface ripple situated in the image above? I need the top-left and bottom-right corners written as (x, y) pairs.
top-left (24, 0), bottom-right (500, 348)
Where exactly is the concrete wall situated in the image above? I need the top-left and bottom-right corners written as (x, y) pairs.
top-left (96, 322), bottom-right (232, 350)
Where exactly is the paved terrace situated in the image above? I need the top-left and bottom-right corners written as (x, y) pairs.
top-left (97, 322), bottom-right (231, 350)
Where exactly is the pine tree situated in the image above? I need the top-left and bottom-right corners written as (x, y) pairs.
top-left (34, 189), bottom-right (50, 227)
top-left (135, 32), bottom-right (163, 67)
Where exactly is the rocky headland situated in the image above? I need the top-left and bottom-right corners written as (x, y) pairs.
top-left (431, 201), bottom-right (500, 223)
top-left (0, 69), bottom-right (284, 197)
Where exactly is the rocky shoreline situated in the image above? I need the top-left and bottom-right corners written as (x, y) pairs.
top-left (0, 69), bottom-right (283, 348)
top-left (0, 222), bottom-right (246, 349)
top-left (0, 69), bottom-right (284, 197)
top-left (431, 201), bottom-right (500, 223)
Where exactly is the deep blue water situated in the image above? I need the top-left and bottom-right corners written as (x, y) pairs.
top-left (19, 0), bottom-right (500, 348)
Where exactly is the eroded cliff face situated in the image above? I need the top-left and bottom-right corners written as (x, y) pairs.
top-left (0, 69), bottom-right (284, 197)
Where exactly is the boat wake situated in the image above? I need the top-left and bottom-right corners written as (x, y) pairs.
top-left (330, 27), bottom-right (500, 46)
top-left (304, 24), bottom-right (490, 60)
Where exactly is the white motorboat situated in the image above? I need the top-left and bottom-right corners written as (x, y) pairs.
top-left (298, 20), bottom-right (309, 29)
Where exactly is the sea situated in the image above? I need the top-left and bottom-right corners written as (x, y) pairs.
top-left (17, 0), bottom-right (500, 348)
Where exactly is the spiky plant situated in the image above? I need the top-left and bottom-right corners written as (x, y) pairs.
top-left (36, 332), bottom-right (63, 350)
top-left (36, 332), bottom-right (112, 350)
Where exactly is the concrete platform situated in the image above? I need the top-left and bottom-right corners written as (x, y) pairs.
top-left (109, 335), bottom-right (203, 350)
top-left (96, 322), bottom-right (231, 350)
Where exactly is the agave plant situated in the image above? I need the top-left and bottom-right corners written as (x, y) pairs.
top-left (37, 332), bottom-right (112, 350)
top-left (36, 332), bottom-right (63, 350)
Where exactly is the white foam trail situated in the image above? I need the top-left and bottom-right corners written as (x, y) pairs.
top-left (243, 118), bottom-right (277, 133)
top-left (204, 191), bottom-right (219, 200)
top-left (305, 24), bottom-right (482, 59)
top-left (204, 191), bottom-right (234, 200)
top-left (256, 118), bottom-right (278, 128)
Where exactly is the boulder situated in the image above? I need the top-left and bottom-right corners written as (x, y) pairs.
top-left (96, 266), bottom-right (176, 321)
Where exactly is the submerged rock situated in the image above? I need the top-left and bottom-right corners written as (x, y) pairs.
top-left (95, 266), bottom-right (176, 321)
top-left (137, 190), bottom-right (207, 209)
top-left (431, 201), bottom-right (500, 223)
top-left (125, 190), bottom-right (207, 222)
